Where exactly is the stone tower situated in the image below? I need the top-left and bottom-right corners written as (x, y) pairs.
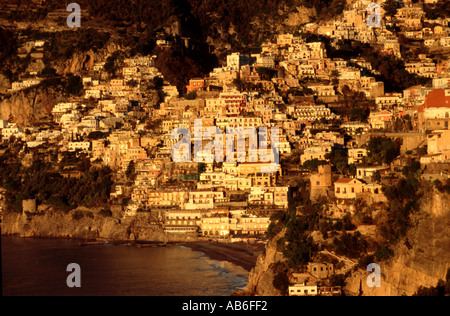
top-left (310, 165), bottom-right (332, 201)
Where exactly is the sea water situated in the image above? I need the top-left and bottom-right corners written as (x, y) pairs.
top-left (1, 236), bottom-right (248, 296)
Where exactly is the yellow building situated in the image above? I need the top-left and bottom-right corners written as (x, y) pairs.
top-left (201, 211), bottom-right (230, 237)
top-left (334, 178), bottom-right (365, 199)
top-left (145, 190), bottom-right (188, 208)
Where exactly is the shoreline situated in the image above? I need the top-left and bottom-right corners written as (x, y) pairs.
top-left (180, 240), bottom-right (265, 272)
top-left (2, 234), bottom-right (265, 273)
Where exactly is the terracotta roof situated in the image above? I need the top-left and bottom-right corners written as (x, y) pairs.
top-left (421, 89), bottom-right (450, 111)
top-left (334, 178), bottom-right (354, 184)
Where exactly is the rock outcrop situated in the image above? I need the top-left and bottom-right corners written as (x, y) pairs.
top-left (239, 190), bottom-right (449, 296)
top-left (2, 208), bottom-right (197, 243)
top-left (344, 190), bottom-right (450, 296)
top-left (57, 42), bottom-right (120, 75)
top-left (0, 89), bottom-right (56, 126)
top-left (237, 229), bottom-right (286, 296)
top-left (284, 6), bottom-right (316, 27)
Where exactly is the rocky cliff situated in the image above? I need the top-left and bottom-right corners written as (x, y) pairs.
top-left (57, 42), bottom-right (121, 76)
top-left (344, 190), bottom-right (450, 296)
top-left (2, 208), bottom-right (197, 243)
top-left (0, 88), bottom-right (56, 126)
top-left (236, 229), bottom-right (286, 296)
top-left (0, 41), bottom-right (122, 126)
top-left (239, 190), bottom-right (450, 296)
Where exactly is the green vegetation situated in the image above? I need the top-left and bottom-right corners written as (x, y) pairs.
top-left (272, 262), bottom-right (290, 295)
top-left (325, 148), bottom-right (348, 175)
top-left (383, 0), bottom-right (401, 18)
top-left (266, 210), bottom-right (288, 239)
top-left (366, 137), bottom-right (401, 165)
top-left (413, 269), bottom-right (450, 296)
top-left (125, 161), bottom-right (136, 181)
top-left (98, 209), bottom-right (113, 217)
top-left (71, 210), bottom-right (85, 220)
top-left (433, 179), bottom-right (450, 194)
top-left (65, 74), bottom-right (83, 95)
top-left (0, 150), bottom-right (113, 214)
top-left (154, 45), bottom-right (216, 93)
top-left (301, 159), bottom-right (328, 171)
top-left (423, 2), bottom-right (450, 20)
top-left (333, 231), bottom-right (367, 259)
top-left (326, 40), bottom-right (432, 92)
top-left (379, 161), bottom-right (423, 244)
top-left (373, 246), bottom-right (394, 262)
top-left (0, 27), bottom-right (17, 66)
top-left (197, 162), bottom-right (207, 174)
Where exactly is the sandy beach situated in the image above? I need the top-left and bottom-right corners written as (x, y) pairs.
top-left (182, 241), bottom-right (265, 272)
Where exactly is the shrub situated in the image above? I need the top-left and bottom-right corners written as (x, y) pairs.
top-left (98, 209), bottom-right (112, 217)
top-left (276, 237), bottom-right (285, 252)
top-left (71, 210), bottom-right (84, 220)
top-left (329, 273), bottom-right (347, 287)
top-left (333, 231), bottom-right (367, 259)
top-left (272, 262), bottom-right (289, 296)
top-left (283, 236), bottom-right (316, 268)
top-left (374, 246), bottom-right (394, 261)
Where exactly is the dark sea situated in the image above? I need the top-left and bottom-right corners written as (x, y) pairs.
top-left (1, 236), bottom-right (249, 296)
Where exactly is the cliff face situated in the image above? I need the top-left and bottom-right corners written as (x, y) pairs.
top-left (0, 41), bottom-right (121, 126)
top-left (240, 191), bottom-right (449, 296)
top-left (0, 89), bottom-right (56, 126)
top-left (2, 209), bottom-right (197, 243)
top-left (57, 42), bottom-right (120, 76)
top-left (238, 230), bottom-right (286, 296)
top-left (345, 190), bottom-right (450, 296)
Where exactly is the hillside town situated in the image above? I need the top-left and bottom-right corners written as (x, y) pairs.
top-left (1, 0), bottom-right (450, 296)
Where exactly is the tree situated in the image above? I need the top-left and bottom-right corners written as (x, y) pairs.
top-left (383, 0), bottom-right (401, 18)
top-left (333, 231), bottom-right (367, 259)
top-left (326, 149), bottom-right (348, 175)
top-left (77, 158), bottom-right (91, 173)
top-left (40, 66), bottom-right (57, 77)
top-left (256, 67), bottom-right (277, 80)
top-left (185, 90), bottom-right (197, 100)
top-left (198, 162), bottom-right (207, 174)
top-left (301, 159), bottom-right (328, 171)
top-left (126, 161), bottom-right (136, 181)
top-left (127, 79), bottom-right (139, 88)
top-left (66, 74), bottom-right (83, 95)
top-left (371, 171), bottom-right (381, 183)
top-left (366, 137), bottom-right (400, 165)
top-left (103, 54), bottom-right (120, 77)
top-left (272, 264), bottom-right (289, 296)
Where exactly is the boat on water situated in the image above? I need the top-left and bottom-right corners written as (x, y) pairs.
top-left (79, 241), bottom-right (105, 246)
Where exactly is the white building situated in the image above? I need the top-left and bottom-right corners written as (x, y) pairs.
top-left (1, 126), bottom-right (24, 140)
top-left (288, 284), bottom-right (318, 296)
top-left (227, 53), bottom-right (254, 71)
top-left (68, 141), bottom-right (91, 152)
